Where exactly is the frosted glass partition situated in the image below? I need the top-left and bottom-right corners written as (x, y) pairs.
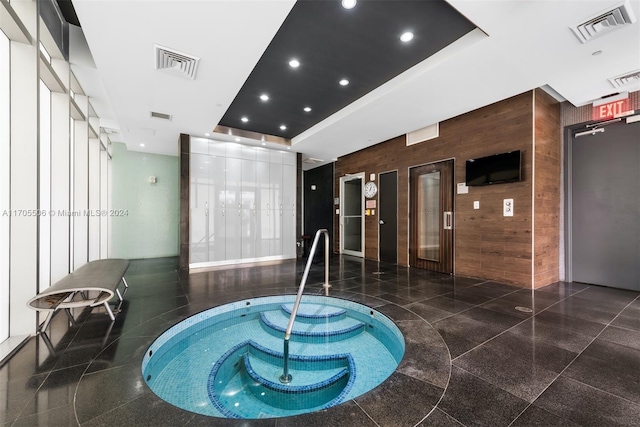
top-left (0, 30), bottom-right (9, 342)
top-left (73, 103), bottom-right (89, 270)
top-left (189, 138), bottom-right (296, 269)
top-left (88, 138), bottom-right (100, 261)
top-left (39, 81), bottom-right (52, 290)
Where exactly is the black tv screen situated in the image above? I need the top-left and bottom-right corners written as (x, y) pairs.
top-left (465, 150), bottom-right (521, 186)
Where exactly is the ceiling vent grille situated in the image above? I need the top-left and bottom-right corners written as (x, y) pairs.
top-left (150, 111), bottom-right (172, 120)
top-left (154, 44), bottom-right (200, 80)
top-left (609, 70), bottom-right (640, 88)
top-left (570, 0), bottom-right (637, 43)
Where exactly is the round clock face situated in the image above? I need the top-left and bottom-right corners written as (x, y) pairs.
top-left (364, 181), bottom-right (378, 198)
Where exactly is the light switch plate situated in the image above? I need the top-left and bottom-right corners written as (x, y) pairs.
top-left (473, 201), bottom-right (480, 209)
top-left (503, 199), bottom-right (514, 216)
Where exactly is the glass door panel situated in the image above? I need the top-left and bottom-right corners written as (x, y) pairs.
top-left (418, 171), bottom-right (440, 261)
top-left (340, 174), bottom-right (364, 257)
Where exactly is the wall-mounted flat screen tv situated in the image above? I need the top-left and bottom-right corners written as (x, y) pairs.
top-left (465, 150), bottom-right (521, 186)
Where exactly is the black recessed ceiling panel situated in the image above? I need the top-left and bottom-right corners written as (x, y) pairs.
top-left (219, 0), bottom-right (476, 139)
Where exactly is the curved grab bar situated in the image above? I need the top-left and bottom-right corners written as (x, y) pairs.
top-left (280, 229), bottom-right (330, 383)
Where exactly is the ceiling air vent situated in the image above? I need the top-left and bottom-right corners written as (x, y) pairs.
top-left (150, 111), bottom-right (172, 120)
top-left (570, 0), bottom-right (637, 43)
top-left (303, 157), bottom-right (324, 165)
top-left (609, 70), bottom-right (640, 88)
top-left (154, 44), bottom-right (200, 80)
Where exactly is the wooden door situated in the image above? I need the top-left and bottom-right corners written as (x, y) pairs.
top-left (409, 160), bottom-right (454, 273)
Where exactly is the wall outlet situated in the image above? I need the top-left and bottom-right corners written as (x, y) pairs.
top-left (503, 199), bottom-right (514, 216)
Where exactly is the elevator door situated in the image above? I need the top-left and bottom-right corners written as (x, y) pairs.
top-left (570, 120), bottom-right (640, 291)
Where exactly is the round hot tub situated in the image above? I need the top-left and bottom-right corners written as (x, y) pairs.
top-left (142, 295), bottom-right (405, 419)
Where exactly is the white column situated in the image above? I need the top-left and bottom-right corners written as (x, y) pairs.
top-left (73, 96), bottom-right (89, 270)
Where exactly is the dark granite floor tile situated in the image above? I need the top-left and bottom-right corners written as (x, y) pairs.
top-left (478, 298), bottom-right (534, 320)
top-left (11, 404), bottom-right (78, 427)
top-left (327, 291), bottom-right (387, 308)
top-left (454, 331), bottom-right (577, 402)
top-left (0, 371), bottom-right (48, 424)
top-left (509, 404), bottom-right (582, 427)
top-left (82, 393), bottom-right (194, 427)
top-left (563, 339), bottom-right (640, 404)
top-left (355, 372), bottom-right (444, 427)
top-left (567, 292), bottom-right (635, 315)
top-left (377, 293), bottom-right (414, 306)
top-left (459, 306), bottom-right (523, 334)
top-left (495, 289), bottom-right (565, 312)
top-left (437, 366), bottom-right (529, 427)
top-left (187, 414), bottom-right (276, 426)
top-left (86, 335), bottom-right (158, 373)
top-left (75, 363), bottom-right (150, 423)
top-left (534, 376), bottom-right (640, 426)
top-left (575, 285), bottom-right (639, 305)
top-left (19, 364), bottom-right (89, 418)
top-left (275, 400), bottom-right (376, 427)
top-left (442, 289), bottom-right (495, 305)
top-left (509, 317), bottom-right (594, 353)
top-left (416, 409), bottom-right (464, 426)
top-left (405, 300), bottom-right (461, 324)
top-left (434, 313), bottom-right (502, 358)
top-left (535, 281), bottom-right (590, 296)
top-left (531, 310), bottom-right (606, 337)
top-left (598, 325), bottom-right (640, 351)
top-left (472, 281), bottom-right (520, 294)
top-left (611, 301), bottom-right (640, 332)
top-left (374, 303), bottom-right (422, 322)
top-left (546, 298), bottom-right (619, 325)
top-left (395, 320), bottom-right (450, 388)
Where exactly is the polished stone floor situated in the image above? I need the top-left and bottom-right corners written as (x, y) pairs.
top-left (1, 256), bottom-right (639, 426)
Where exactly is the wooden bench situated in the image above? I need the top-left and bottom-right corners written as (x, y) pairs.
top-left (27, 259), bottom-right (130, 334)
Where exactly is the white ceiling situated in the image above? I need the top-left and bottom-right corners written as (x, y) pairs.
top-left (72, 0), bottom-right (640, 166)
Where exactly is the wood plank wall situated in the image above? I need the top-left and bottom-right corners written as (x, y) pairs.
top-left (533, 89), bottom-right (561, 288)
top-left (334, 90), bottom-right (562, 288)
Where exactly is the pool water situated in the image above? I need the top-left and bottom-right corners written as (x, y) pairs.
top-left (142, 295), bottom-right (405, 419)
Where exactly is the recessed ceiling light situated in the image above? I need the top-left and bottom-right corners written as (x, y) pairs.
top-left (287, 147), bottom-right (291, 150)
top-left (260, 94), bottom-right (269, 101)
top-left (235, 137), bottom-right (240, 142)
top-left (139, 143), bottom-right (145, 147)
top-left (339, 79), bottom-right (349, 86)
top-left (241, 116), bottom-right (249, 122)
top-left (205, 133), bottom-right (210, 136)
top-left (261, 142), bottom-right (266, 146)
top-left (400, 32), bottom-right (414, 42)
top-left (342, 0), bottom-right (357, 9)
top-left (303, 106), bottom-right (312, 112)
top-left (289, 59), bottom-right (300, 68)
top-left (280, 125), bottom-right (287, 130)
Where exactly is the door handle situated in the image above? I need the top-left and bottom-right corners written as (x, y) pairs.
top-left (444, 211), bottom-right (452, 230)
top-left (379, 220), bottom-right (385, 225)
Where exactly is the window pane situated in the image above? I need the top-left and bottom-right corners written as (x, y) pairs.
top-left (417, 171), bottom-right (440, 261)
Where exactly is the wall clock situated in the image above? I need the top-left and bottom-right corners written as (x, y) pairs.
top-left (364, 181), bottom-right (378, 198)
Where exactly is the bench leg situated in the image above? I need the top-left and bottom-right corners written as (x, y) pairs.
top-left (103, 301), bottom-right (116, 321)
top-left (122, 277), bottom-right (129, 289)
top-left (39, 311), bottom-right (55, 334)
top-left (115, 288), bottom-right (124, 302)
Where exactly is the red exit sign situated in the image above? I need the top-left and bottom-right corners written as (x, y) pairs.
top-left (593, 98), bottom-right (630, 120)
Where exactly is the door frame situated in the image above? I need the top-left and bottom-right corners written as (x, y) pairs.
top-left (378, 170), bottom-right (398, 263)
top-left (340, 172), bottom-right (365, 257)
top-left (407, 158), bottom-right (455, 273)
top-left (564, 118), bottom-right (640, 289)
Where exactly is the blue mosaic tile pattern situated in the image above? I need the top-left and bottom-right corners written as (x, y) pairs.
top-left (259, 311), bottom-right (365, 342)
top-left (142, 295), bottom-right (404, 419)
top-left (280, 303), bottom-right (347, 323)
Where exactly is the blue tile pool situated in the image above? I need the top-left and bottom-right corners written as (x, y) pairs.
top-left (142, 295), bottom-right (405, 419)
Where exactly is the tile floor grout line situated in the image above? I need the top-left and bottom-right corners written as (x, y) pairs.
top-left (352, 399), bottom-right (382, 427)
top-left (505, 293), bottom-right (640, 427)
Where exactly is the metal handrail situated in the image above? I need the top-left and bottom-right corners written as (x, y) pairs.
top-left (280, 229), bottom-right (330, 384)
